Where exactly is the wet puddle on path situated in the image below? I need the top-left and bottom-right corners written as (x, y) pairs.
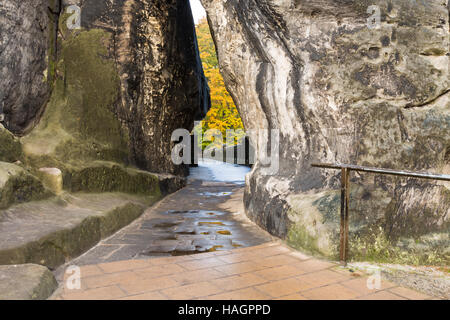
top-left (141, 209), bottom-right (242, 257)
top-left (67, 159), bottom-right (272, 265)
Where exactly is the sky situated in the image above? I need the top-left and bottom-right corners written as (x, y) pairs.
top-left (190, 0), bottom-right (206, 24)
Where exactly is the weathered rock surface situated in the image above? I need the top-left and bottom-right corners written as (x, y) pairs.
top-left (1, 0), bottom-right (210, 176)
top-left (0, 162), bottom-right (50, 209)
top-left (61, 161), bottom-right (185, 196)
top-left (0, 193), bottom-right (158, 269)
top-left (0, 0), bottom-right (199, 276)
top-left (0, 0), bottom-right (52, 134)
top-left (38, 168), bottom-right (63, 195)
top-left (202, 0), bottom-right (449, 264)
top-left (0, 124), bottom-right (22, 163)
top-left (0, 264), bottom-right (57, 300)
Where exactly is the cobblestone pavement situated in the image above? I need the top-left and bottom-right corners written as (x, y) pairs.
top-left (52, 241), bottom-right (434, 300)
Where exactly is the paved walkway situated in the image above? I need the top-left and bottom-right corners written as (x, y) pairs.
top-left (50, 161), bottom-right (435, 300)
top-left (52, 241), bottom-right (432, 300)
top-left (55, 180), bottom-right (272, 267)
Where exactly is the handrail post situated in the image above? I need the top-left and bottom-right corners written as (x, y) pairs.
top-left (340, 168), bottom-right (350, 265)
top-left (312, 162), bottom-right (450, 266)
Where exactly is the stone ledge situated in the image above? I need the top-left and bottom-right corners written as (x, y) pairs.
top-left (0, 193), bottom-right (157, 269)
top-left (62, 161), bottom-right (186, 196)
top-left (0, 264), bottom-right (57, 300)
top-left (0, 161), bottom-right (51, 210)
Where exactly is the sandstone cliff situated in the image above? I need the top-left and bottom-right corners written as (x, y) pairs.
top-left (1, 0), bottom-right (448, 265)
top-left (0, 0), bottom-right (210, 176)
top-left (0, 0), bottom-right (52, 134)
top-left (202, 0), bottom-right (449, 264)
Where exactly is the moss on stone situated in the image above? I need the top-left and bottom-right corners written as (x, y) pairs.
top-left (285, 192), bottom-right (339, 259)
top-left (0, 193), bottom-right (150, 269)
top-left (0, 125), bottom-right (23, 163)
top-left (99, 202), bottom-right (146, 238)
top-left (21, 29), bottom-right (129, 170)
top-left (312, 193), bottom-right (340, 224)
top-left (287, 223), bottom-right (336, 259)
top-left (37, 168), bottom-right (63, 195)
top-left (63, 161), bottom-right (162, 199)
top-left (349, 225), bottom-right (449, 266)
top-left (286, 187), bottom-right (449, 266)
top-left (0, 162), bottom-right (50, 209)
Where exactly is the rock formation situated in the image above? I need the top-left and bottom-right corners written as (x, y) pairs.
top-left (0, 1), bottom-right (52, 134)
top-left (0, 0), bottom-right (208, 275)
top-left (0, 264), bottom-right (58, 300)
top-left (1, 0), bottom-right (448, 266)
top-left (202, 0), bottom-right (449, 263)
top-left (0, 0), bottom-right (210, 176)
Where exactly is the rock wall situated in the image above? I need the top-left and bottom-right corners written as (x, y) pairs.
top-left (77, 0), bottom-right (210, 175)
top-left (0, 0), bottom-right (53, 134)
top-left (0, 0), bottom-right (210, 176)
top-left (202, 0), bottom-right (449, 264)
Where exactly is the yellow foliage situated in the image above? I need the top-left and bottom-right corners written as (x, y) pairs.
top-left (194, 18), bottom-right (245, 150)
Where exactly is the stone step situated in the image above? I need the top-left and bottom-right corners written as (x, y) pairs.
top-left (0, 264), bottom-right (57, 300)
top-left (0, 193), bottom-right (158, 269)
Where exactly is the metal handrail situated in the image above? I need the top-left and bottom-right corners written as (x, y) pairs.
top-left (311, 163), bottom-right (450, 266)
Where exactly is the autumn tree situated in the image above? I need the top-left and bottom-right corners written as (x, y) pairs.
top-left (194, 18), bottom-right (245, 150)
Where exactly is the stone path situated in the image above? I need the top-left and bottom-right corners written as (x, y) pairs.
top-left (50, 161), bottom-right (436, 300)
top-left (52, 241), bottom-right (433, 300)
top-left (55, 180), bottom-right (273, 269)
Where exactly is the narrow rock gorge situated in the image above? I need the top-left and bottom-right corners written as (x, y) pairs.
top-left (202, 0), bottom-right (449, 263)
top-left (0, 0), bottom-right (448, 268)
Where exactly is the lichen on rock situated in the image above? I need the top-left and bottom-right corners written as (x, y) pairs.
top-left (0, 162), bottom-right (50, 209)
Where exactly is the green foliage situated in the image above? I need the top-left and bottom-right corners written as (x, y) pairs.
top-left (194, 19), bottom-right (245, 150)
top-left (350, 226), bottom-right (449, 266)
